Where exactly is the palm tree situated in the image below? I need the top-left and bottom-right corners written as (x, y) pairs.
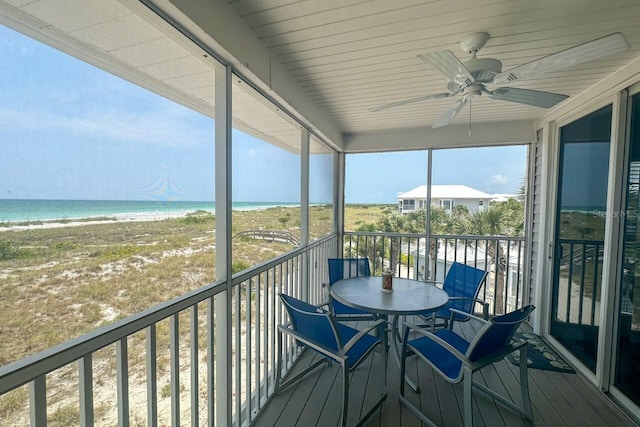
top-left (456, 202), bottom-right (524, 314)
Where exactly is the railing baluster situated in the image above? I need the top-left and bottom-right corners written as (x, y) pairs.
top-left (207, 296), bottom-right (215, 427)
top-left (271, 267), bottom-right (277, 393)
top-left (255, 273), bottom-right (261, 408)
top-left (263, 271), bottom-right (269, 400)
top-left (566, 243), bottom-right (575, 323)
top-left (245, 279), bottom-right (252, 422)
top-left (29, 375), bottom-right (46, 427)
top-left (170, 314), bottom-right (180, 427)
top-left (591, 243), bottom-right (600, 326)
top-left (79, 354), bottom-right (93, 427)
top-left (116, 338), bottom-right (129, 427)
top-left (147, 324), bottom-right (158, 427)
top-left (191, 305), bottom-right (199, 427)
top-left (578, 242), bottom-right (587, 324)
top-left (234, 285), bottom-right (241, 425)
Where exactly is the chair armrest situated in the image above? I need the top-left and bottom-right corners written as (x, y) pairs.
top-left (278, 324), bottom-right (343, 361)
top-left (447, 297), bottom-right (489, 319)
top-left (401, 321), bottom-right (469, 363)
top-left (447, 308), bottom-right (489, 325)
top-left (467, 340), bottom-right (526, 371)
top-left (341, 319), bottom-right (386, 354)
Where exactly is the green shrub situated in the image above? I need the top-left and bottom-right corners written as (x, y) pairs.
top-left (101, 244), bottom-right (141, 260)
top-left (232, 260), bottom-right (250, 274)
top-left (180, 211), bottom-right (214, 224)
top-left (51, 241), bottom-right (82, 251)
top-left (0, 240), bottom-right (19, 260)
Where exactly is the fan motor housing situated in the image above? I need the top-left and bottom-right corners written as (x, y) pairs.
top-left (464, 57), bottom-right (502, 82)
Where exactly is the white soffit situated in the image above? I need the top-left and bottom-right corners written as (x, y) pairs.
top-left (0, 0), bottom-right (323, 154)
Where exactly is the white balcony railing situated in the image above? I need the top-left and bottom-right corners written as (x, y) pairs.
top-left (0, 231), bottom-right (528, 425)
top-left (0, 234), bottom-right (337, 426)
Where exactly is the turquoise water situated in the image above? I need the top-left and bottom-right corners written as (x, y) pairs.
top-left (0, 199), bottom-right (299, 223)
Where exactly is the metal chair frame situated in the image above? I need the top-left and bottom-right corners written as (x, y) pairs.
top-left (276, 294), bottom-right (387, 427)
top-left (400, 306), bottom-right (535, 427)
top-left (324, 258), bottom-right (378, 321)
top-left (423, 262), bottom-right (489, 331)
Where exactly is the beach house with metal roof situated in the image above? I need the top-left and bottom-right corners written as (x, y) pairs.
top-left (397, 184), bottom-right (493, 214)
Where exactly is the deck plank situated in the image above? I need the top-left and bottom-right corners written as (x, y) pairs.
top-left (256, 350), bottom-right (321, 426)
top-left (253, 320), bottom-right (633, 427)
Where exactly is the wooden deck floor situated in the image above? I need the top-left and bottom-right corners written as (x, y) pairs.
top-left (253, 319), bottom-right (636, 427)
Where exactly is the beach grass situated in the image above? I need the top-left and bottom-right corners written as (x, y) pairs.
top-left (0, 203), bottom-right (391, 424)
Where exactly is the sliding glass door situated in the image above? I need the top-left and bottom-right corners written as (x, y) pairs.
top-left (550, 105), bottom-right (613, 373)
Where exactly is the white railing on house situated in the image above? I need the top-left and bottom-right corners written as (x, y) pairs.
top-left (0, 234), bottom-right (337, 427)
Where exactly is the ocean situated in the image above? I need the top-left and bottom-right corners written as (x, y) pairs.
top-left (0, 199), bottom-right (300, 223)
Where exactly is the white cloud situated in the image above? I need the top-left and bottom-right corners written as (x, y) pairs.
top-left (489, 174), bottom-right (508, 185)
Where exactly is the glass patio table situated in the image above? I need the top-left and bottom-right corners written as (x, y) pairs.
top-left (330, 276), bottom-right (449, 391)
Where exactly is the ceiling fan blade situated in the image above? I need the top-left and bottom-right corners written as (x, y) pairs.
top-left (369, 92), bottom-right (452, 112)
top-left (433, 97), bottom-right (468, 128)
top-left (418, 50), bottom-right (474, 87)
top-left (488, 87), bottom-right (568, 108)
top-left (493, 32), bottom-right (629, 85)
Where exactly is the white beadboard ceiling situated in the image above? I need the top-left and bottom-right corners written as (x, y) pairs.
top-left (1, 0), bottom-right (640, 150)
top-left (228, 0), bottom-right (640, 133)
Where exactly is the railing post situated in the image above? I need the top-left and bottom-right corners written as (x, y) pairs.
top-left (146, 325), bottom-right (158, 427)
top-left (79, 355), bottom-right (93, 427)
top-left (301, 128), bottom-right (310, 302)
top-left (116, 338), bottom-right (129, 427)
top-left (190, 306), bottom-right (199, 427)
top-left (170, 314), bottom-right (180, 426)
top-left (29, 375), bottom-right (46, 427)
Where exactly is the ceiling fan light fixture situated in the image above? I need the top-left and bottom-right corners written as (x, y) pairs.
top-left (462, 84), bottom-right (483, 97)
top-left (460, 32), bottom-right (490, 54)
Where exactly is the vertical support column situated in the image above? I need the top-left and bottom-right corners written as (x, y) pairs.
top-left (598, 90), bottom-right (629, 391)
top-left (215, 64), bottom-right (233, 426)
top-left (425, 149), bottom-right (433, 280)
top-left (336, 152), bottom-right (345, 257)
top-left (301, 128), bottom-right (310, 301)
top-left (534, 121), bottom-right (556, 335)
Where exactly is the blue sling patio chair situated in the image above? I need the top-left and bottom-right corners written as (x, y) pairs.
top-left (400, 305), bottom-right (536, 427)
top-left (421, 262), bottom-right (489, 331)
top-left (276, 293), bottom-right (387, 427)
top-left (324, 257), bottom-right (377, 321)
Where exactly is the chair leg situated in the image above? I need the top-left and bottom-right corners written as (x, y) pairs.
top-left (275, 330), bottom-right (283, 394)
top-left (519, 344), bottom-right (533, 421)
top-left (399, 344), bottom-right (407, 398)
top-left (341, 362), bottom-right (349, 427)
top-left (463, 367), bottom-right (473, 427)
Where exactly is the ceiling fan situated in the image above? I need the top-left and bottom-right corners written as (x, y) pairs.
top-left (370, 32), bottom-right (629, 128)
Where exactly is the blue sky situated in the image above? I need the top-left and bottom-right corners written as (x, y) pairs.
top-left (345, 146), bottom-right (527, 203)
top-left (0, 24), bottom-right (526, 204)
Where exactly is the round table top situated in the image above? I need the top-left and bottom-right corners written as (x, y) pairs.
top-left (331, 276), bottom-right (449, 316)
